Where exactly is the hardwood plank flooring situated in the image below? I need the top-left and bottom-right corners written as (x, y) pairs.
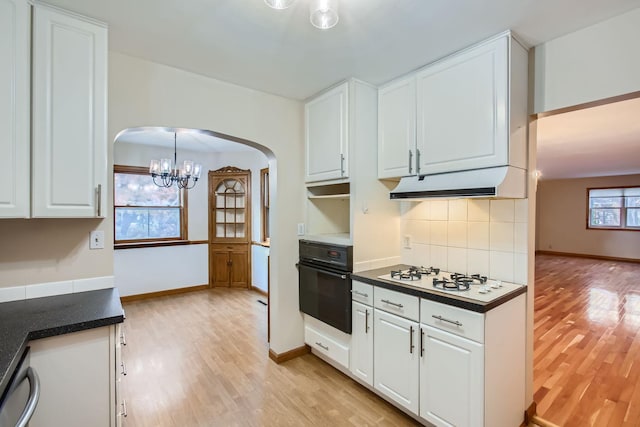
top-left (534, 254), bottom-right (640, 427)
top-left (121, 289), bottom-right (418, 427)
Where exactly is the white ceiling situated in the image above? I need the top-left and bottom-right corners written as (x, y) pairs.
top-left (536, 97), bottom-right (640, 180)
top-left (116, 127), bottom-right (257, 152)
top-left (43, 0), bottom-right (640, 179)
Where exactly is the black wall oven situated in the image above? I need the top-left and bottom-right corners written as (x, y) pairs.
top-left (298, 240), bottom-right (353, 334)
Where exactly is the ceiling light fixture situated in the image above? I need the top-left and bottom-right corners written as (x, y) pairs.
top-left (149, 133), bottom-right (202, 190)
top-left (264, 0), bottom-right (339, 30)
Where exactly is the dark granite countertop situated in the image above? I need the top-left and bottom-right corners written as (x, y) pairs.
top-left (351, 264), bottom-right (527, 313)
top-left (0, 288), bottom-right (124, 399)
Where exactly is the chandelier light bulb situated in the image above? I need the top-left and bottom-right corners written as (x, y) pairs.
top-left (265, 0), bottom-right (296, 9)
top-left (310, 0), bottom-right (339, 29)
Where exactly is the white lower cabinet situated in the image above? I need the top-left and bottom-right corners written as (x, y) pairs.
top-left (351, 301), bottom-right (373, 386)
top-left (419, 325), bottom-right (484, 427)
top-left (29, 325), bottom-right (119, 427)
top-left (305, 321), bottom-right (350, 369)
top-left (373, 308), bottom-right (419, 414)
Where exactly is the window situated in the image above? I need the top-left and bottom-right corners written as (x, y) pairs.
top-left (114, 165), bottom-right (188, 243)
top-left (260, 167), bottom-right (270, 243)
top-left (588, 187), bottom-right (640, 230)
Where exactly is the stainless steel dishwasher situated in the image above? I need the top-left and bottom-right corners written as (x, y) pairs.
top-left (0, 347), bottom-right (40, 427)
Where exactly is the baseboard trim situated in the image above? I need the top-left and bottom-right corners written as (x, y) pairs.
top-left (120, 284), bottom-right (210, 303)
top-left (250, 286), bottom-right (268, 297)
top-left (536, 250), bottom-right (640, 264)
top-left (268, 345), bottom-right (310, 364)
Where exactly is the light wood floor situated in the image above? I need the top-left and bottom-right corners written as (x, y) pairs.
top-left (534, 254), bottom-right (640, 427)
top-left (121, 289), bottom-right (418, 427)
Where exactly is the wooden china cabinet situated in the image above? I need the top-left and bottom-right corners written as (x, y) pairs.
top-left (208, 167), bottom-right (251, 288)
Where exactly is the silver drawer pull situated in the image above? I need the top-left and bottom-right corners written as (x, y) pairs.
top-left (121, 399), bottom-right (128, 417)
top-left (121, 361), bottom-right (127, 376)
top-left (381, 299), bottom-right (403, 309)
top-left (432, 315), bottom-right (463, 327)
top-left (351, 290), bottom-right (368, 298)
top-left (315, 342), bottom-right (329, 351)
top-left (120, 330), bottom-right (127, 346)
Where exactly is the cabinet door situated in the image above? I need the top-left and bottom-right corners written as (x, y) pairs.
top-left (420, 325), bottom-right (484, 427)
top-left (351, 301), bottom-right (373, 386)
top-left (229, 247), bottom-right (249, 288)
top-left (211, 248), bottom-right (230, 286)
top-left (378, 76), bottom-right (416, 179)
top-left (373, 309), bottom-right (419, 414)
top-left (0, 0), bottom-right (30, 218)
top-left (305, 82), bottom-right (348, 182)
top-left (416, 35), bottom-right (508, 175)
top-left (32, 5), bottom-right (107, 217)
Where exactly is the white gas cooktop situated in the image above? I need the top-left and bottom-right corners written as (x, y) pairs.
top-left (377, 267), bottom-right (524, 303)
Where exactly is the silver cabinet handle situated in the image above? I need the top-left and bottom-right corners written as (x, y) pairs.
top-left (16, 367), bottom-right (40, 427)
top-left (432, 315), bottom-right (463, 327)
top-left (408, 150), bottom-right (413, 174)
top-left (409, 325), bottom-right (415, 354)
top-left (365, 309), bottom-right (369, 334)
top-left (381, 299), bottom-right (403, 309)
top-left (120, 399), bottom-right (128, 417)
top-left (315, 342), bottom-right (329, 351)
top-left (121, 361), bottom-right (127, 376)
top-left (351, 290), bottom-right (368, 298)
top-left (120, 330), bottom-right (127, 346)
top-left (415, 149), bottom-right (421, 175)
top-left (96, 184), bottom-right (102, 217)
top-left (340, 154), bottom-right (345, 176)
top-left (420, 328), bottom-right (425, 357)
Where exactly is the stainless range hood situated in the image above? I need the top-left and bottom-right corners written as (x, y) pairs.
top-left (390, 166), bottom-right (527, 199)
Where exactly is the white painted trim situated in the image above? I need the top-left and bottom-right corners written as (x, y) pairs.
top-left (0, 276), bottom-right (115, 302)
top-left (73, 276), bottom-right (115, 293)
top-left (25, 281), bottom-right (74, 299)
top-left (0, 286), bottom-right (27, 303)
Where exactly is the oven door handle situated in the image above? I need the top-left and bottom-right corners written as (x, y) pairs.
top-left (16, 367), bottom-right (40, 427)
top-left (296, 263), bottom-right (349, 279)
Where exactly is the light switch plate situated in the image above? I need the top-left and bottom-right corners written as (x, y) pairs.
top-left (297, 223), bottom-right (305, 236)
top-left (90, 231), bottom-right (105, 249)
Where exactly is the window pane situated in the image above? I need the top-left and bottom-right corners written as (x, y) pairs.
top-left (626, 196), bottom-right (640, 208)
top-left (627, 208), bottom-right (640, 228)
top-left (590, 188), bottom-right (623, 198)
top-left (115, 208), bottom-right (180, 240)
top-left (623, 187), bottom-right (640, 197)
top-left (114, 173), bottom-right (180, 207)
top-left (589, 197), bottom-right (622, 208)
top-left (590, 208), bottom-right (621, 227)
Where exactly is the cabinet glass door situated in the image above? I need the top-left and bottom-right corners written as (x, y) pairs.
top-left (215, 178), bottom-right (246, 239)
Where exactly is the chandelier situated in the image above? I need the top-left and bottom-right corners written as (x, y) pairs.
top-left (265, 0), bottom-right (339, 30)
top-left (149, 133), bottom-right (202, 190)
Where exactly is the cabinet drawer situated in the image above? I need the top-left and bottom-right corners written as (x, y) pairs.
top-left (305, 325), bottom-right (350, 369)
top-left (374, 287), bottom-right (419, 322)
top-left (351, 280), bottom-right (373, 305)
top-left (421, 299), bottom-right (484, 343)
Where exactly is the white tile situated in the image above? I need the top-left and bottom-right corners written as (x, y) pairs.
top-left (490, 222), bottom-right (515, 252)
top-left (447, 221), bottom-right (467, 248)
top-left (467, 222), bottom-right (490, 250)
top-left (413, 243), bottom-right (431, 266)
top-left (400, 201), bottom-right (419, 219)
top-left (430, 245), bottom-right (448, 270)
top-left (25, 281), bottom-right (73, 299)
top-left (467, 249), bottom-right (490, 277)
top-left (73, 276), bottom-right (114, 293)
top-left (468, 200), bottom-right (490, 222)
top-left (447, 247), bottom-right (467, 274)
top-left (431, 200), bottom-right (448, 221)
top-left (431, 221), bottom-right (448, 246)
top-left (405, 220), bottom-right (428, 244)
top-left (490, 199), bottom-right (515, 222)
top-left (514, 253), bottom-right (528, 285)
top-left (514, 222), bottom-right (528, 254)
top-left (400, 247), bottom-right (413, 265)
top-left (353, 261), bottom-right (372, 273)
top-left (490, 251), bottom-right (515, 282)
top-left (0, 286), bottom-right (26, 303)
top-left (414, 201), bottom-right (431, 220)
top-left (448, 199), bottom-right (468, 221)
top-left (515, 199), bottom-right (528, 223)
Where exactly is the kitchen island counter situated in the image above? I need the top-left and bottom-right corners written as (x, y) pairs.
top-left (0, 288), bottom-right (124, 399)
top-left (351, 264), bottom-right (527, 313)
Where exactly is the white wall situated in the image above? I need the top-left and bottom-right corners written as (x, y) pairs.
top-left (536, 175), bottom-right (640, 260)
top-left (108, 52), bottom-right (305, 354)
top-left (534, 7), bottom-right (640, 113)
top-left (401, 199), bottom-right (529, 285)
top-left (251, 245), bottom-right (269, 293)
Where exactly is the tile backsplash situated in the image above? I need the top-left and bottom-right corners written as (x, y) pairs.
top-left (401, 199), bottom-right (528, 285)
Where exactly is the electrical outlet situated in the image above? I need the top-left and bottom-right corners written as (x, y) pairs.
top-left (90, 231), bottom-right (105, 249)
top-left (297, 223), bottom-right (305, 236)
top-left (403, 235), bottom-right (411, 248)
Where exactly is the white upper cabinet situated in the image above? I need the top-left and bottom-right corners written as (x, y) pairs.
top-left (377, 75), bottom-right (416, 179)
top-left (305, 82), bottom-right (349, 183)
top-left (0, 0), bottom-right (30, 218)
top-left (32, 4), bottom-right (108, 217)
